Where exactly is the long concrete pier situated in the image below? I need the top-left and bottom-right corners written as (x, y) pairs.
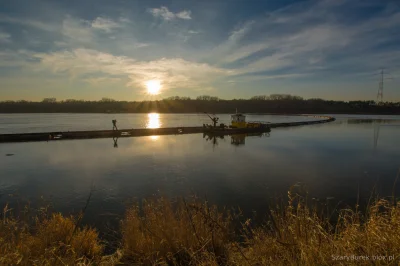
top-left (0, 115), bottom-right (335, 143)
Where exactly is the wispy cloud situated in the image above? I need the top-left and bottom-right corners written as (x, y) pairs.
top-left (175, 10), bottom-right (192, 20)
top-left (84, 77), bottom-right (122, 85)
top-left (0, 15), bottom-right (57, 32)
top-left (62, 16), bottom-right (93, 43)
top-left (228, 21), bottom-right (254, 43)
top-left (0, 31), bottom-right (11, 43)
top-left (0, 49), bottom-right (36, 67)
top-left (91, 17), bottom-right (121, 32)
top-left (148, 6), bottom-right (192, 21)
top-left (62, 15), bottom-right (125, 43)
top-left (33, 49), bottom-right (231, 91)
top-left (206, 20), bottom-right (254, 63)
top-left (213, 0), bottom-right (400, 81)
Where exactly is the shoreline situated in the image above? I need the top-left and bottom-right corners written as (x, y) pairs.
top-left (1, 193), bottom-right (399, 265)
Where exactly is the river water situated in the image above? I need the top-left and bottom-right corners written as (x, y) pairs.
top-left (0, 113), bottom-right (399, 237)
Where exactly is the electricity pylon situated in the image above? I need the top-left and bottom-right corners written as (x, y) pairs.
top-left (376, 69), bottom-right (393, 104)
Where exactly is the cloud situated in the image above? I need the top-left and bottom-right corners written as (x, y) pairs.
top-left (206, 21), bottom-right (254, 63)
top-left (54, 41), bottom-right (68, 47)
top-left (91, 17), bottom-right (121, 32)
top-left (228, 21), bottom-right (254, 43)
top-left (0, 49), bottom-right (36, 67)
top-left (33, 49), bottom-right (231, 91)
top-left (148, 6), bottom-right (192, 21)
top-left (62, 15), bottom-right (124, 43)
top-left (132, 43), bottom-right (150, 48)
top-left (0, 31), bottom-right (11, 43)
top-left (228, 73), bottom-right (310, 83)
top-left (0, 15), bottom-right (57, 32)
top-left (62, 16), bottom-right (93, 43)
top-left (212, 0), bottom-right (400, 81)
top-left (176, 10), bottom-right (192, 20)
top-left (84, 77), bottom-right (122, 85)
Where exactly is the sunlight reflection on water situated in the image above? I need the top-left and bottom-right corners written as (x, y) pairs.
top-left (149, 135), bottom-right (160, 141)
top-left (146, 113), bottom-right (161, 128)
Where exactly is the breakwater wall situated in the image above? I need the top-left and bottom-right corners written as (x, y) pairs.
top-left (0, 115), bottom-right (335, 143)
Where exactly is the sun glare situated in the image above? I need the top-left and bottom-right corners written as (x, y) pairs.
top-left (146, 80), bottom-right (161, 95)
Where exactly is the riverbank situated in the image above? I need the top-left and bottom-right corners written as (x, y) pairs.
top-left (1, 98), bottom-right (399, 114)
top-left (1, 191), bottom-right (399, 265)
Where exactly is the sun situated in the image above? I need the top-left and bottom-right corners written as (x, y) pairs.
top-left (146, 80), bottom-right (161, 95)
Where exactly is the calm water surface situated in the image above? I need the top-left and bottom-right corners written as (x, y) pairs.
top-left (0, 113), bottom-right (399, 237)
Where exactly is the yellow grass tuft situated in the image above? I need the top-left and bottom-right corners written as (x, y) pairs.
top-left (237, 190), bottom-right (400, 266)
top-left (0, 206), bottom-right (103, 266)
top-left (120, 197), bottom-right (233, 265)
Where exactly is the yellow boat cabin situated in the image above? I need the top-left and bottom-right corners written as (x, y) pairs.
top-left (230, 113), bottom-right (267, 129)
top-left (231, 113), bottom-right (247, 128)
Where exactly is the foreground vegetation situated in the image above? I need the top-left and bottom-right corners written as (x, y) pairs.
top-left (1, 94), bottom-right (400, 114)
top-left (1, 190), bottom-right (399, 265)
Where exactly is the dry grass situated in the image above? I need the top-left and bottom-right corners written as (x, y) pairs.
top-left (120, 197), bottom-right (234, 265)
top-left (0, 205), bottom-right (103, 266)
top-left (237, 188), bottom-right (400, 266)
top-left (1, 191), bottom-right (400, 265)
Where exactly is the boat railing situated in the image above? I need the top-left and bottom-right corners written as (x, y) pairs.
top-left (248, 121), bottom-right (271, 124)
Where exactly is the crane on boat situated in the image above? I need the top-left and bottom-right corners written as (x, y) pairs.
top-left (203, 112), bottom-right (227, 129)
top-left (204, 112), bottom-right (219, 127)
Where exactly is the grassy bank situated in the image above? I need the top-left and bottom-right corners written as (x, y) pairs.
top-left (1, 191), bottom-right (399, 265)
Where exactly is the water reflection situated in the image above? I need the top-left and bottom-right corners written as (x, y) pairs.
top-left (231, 134), bottom-right (245, 146)
top-left (146, 113), bottom-right (161, 128)
top-left (231, 132), bottom-right (269, 146)
top-left (203, 133), bottom-right (224, 147)
top-left (373, 124), bottom-right (380, 153)
top-left (372, 122), bottom-right (400, 154)
top-left (203, 132), bottom-right (270, 147)
top-left (113, 137), bottom-right (118, 148)
top-left (348, 119), bottom-right (398, 124)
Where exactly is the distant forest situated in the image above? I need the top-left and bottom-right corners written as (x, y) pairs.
top-left (1, 94), bottom-right (400, 114)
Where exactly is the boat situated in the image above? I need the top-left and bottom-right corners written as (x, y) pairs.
top-left (202, 112), bottom-right (270, 134)
top-left (230, 113), bottom-right (269, 129)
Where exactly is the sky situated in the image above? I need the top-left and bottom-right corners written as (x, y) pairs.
top-left (0, 0), bottom-right (399, 102)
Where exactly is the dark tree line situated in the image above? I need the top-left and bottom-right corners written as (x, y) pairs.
top-left (0, 94), bottom-right (399, 114)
